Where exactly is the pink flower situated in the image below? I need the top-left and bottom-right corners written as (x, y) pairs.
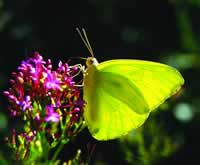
top-left (44, 105), bottom-right (60, 122)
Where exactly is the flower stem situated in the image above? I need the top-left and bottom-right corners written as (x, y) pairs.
top-left (51, 139), bottom-right (68, 163)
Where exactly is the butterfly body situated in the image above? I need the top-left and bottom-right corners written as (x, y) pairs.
top-left (83, 57), bottom-right (184, 140)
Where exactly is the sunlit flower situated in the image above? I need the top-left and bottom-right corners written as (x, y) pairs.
top-left (4, 52), bottom-right (84, 159)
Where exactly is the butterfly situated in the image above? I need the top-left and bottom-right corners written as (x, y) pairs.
top-left (76, 28), bottom-right (184, 141)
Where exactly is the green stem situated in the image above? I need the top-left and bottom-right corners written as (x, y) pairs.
top-left (50, 140), bottom-right (67, 163)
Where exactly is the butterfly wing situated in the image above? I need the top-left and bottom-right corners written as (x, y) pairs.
top-left (84, 67), bottom-right (150, 140)
top-left (83, 59), bottom-right (184, 140)
top-left (97, 59), bottom-right (184, 112)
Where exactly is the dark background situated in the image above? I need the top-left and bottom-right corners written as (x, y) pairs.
top-left (0, 0), bottom-right (200, 164)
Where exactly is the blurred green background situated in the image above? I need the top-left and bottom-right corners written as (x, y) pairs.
top-left (0, 0), bottom-right (200, 164)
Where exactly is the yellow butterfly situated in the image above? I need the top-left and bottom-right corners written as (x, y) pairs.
top-left (77, 28), bottom-right (184, 141)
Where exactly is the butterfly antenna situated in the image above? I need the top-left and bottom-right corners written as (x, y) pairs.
top-left (76, 28), bottom-right (94, 57)
top-left (68, 56), bottom-right (87, 60)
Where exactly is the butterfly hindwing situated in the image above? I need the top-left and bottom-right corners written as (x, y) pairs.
top-left (84, 64), bottom-right (150, 140)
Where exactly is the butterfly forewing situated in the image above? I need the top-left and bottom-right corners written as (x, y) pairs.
top-left (97, 59), bottom-right (184, 111)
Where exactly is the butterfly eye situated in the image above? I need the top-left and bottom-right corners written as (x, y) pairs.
top-left (86, 57), bottom-right (98, 67)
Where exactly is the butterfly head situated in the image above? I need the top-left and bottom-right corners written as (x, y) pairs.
top-left (86, 57), bottom-right (99, 67)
